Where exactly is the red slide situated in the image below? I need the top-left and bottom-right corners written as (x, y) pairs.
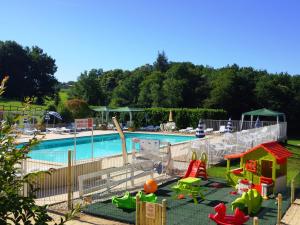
top-left (183, 160), bottom-right (207, 179)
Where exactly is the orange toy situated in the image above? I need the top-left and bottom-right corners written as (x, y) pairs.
top-left (144, 179), bottom-right (158, 193)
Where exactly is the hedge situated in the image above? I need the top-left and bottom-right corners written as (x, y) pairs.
top-left (133, 108), bottom-right (227, 129)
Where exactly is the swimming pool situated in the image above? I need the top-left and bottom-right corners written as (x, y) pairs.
top-left (29, 133), bottom-right (195, 163)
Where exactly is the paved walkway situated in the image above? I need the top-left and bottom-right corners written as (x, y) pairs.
top-left (50, 212), bottom-right (130, 225)
top-left (281, 199), bottom-right (300, 225)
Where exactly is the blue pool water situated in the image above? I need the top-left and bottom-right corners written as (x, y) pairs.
top-left (28, 133), bottom-right (195, 163)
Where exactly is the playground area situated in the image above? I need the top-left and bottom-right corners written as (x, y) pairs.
top-left (82, 177), bottom-right (294, 225)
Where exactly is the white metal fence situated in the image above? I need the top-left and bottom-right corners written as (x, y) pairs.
top-left (170, 122), bottom-right (287, 172)
top-left (20, 121), bottom-right (286, 206)
top-left (202, 119), bottom-right (277, 132)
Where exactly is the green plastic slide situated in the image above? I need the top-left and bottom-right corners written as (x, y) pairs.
top-left (112, 191), bottom-right (157, 209)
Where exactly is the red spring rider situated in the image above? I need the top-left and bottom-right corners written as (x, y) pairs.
top-left (209, 203), bottom-right (249, 225)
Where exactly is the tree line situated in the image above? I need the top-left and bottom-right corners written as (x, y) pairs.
top-left (69, 52), bottom-right (300, 132)
top-left (0, 41), bottom-right (299, 133)
top-left (0, 41), bottom-right (58, 104)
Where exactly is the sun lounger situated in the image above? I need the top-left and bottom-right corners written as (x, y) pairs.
top-left (23, 128), bottom-right (39, 135)
top-left (140, 125), bottom-right (160, 132)
top-left (179, 127), bottom-right (193, 133)
top-left (204, 128), bottom-right (214, 134)
top-left (213, 125), bottom-right (227, 134)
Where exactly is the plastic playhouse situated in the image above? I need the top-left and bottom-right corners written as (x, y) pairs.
top-left (209, 203), bottom-right (249, 225)
top-left (224, 141), bottom-right (292, 195)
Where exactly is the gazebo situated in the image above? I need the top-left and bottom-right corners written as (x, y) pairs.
top-left (91, 106), bottom-right (144, 126)
top-left (240, 108), bottom-right (286, 130)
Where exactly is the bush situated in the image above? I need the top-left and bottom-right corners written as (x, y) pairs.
top-left (65, 99), bottom-right (91, 119)
top-left (57, 103), bottom-right (73, 123)
top-left (134, 108), bottom-right (227, 129)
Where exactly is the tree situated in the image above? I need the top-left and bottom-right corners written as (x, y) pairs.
top-left (69, 69), bottom-right (103, 105)
top-left (138, 71), bottom-right (165, 107)
top-left (0, 41), bottom-right (58, 103)
top-left (110, 70), bottom-right (145, 107)
top-left (0, 41), bottom-right (30, 99)
top-left (99, 69), bottom-right (126, 105)
top-left (204, 65), bottom-right (259, 118)
top-left (26, 46), bottom-right (58, 104)
top-left (153, 51), bottom-right (169, 72)
top-left (255, 73), bottom-right (294, 112)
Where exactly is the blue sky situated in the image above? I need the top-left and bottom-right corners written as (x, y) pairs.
top-left (1, 0), bottom-right (299, 81)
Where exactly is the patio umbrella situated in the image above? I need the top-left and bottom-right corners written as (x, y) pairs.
top-left (226, 118), bottom-right (233, 133)
top-left (195, 119), bottom-right (205, 138)
top-left (168, 110), bottom-right (173, 122)
top-left (255, 117), bottom-right (262, 128)
top-left (45, 111), bottom-right (62, 128)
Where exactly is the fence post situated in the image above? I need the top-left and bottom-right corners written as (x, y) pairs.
top-left (67, 150), bottom-right (73, 210)
top-left (253, 217), bottom-right (259, 225)
top-left (162, 199), bottom-right (167, 225)
top-left (277, 193), bottom-right (282, 225)
top-left (291, 179), bottom-right (295, 204)
top-left (136, 194), bottom-right (140, 225)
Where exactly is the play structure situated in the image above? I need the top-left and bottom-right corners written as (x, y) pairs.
top-left (183, 151), bottom-right (207, 179)
top-left (225, 141), bottom-right (292, 194)
top-left (112, 191), bottom-right (157, 209)
top-left (231, 189), bottom-right (263, 215)
top-left (209, 203), bottom-right (249, 225)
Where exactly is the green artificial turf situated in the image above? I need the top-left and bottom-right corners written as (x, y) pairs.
top-left (285, 139), bottom-right (300, 187)
top-left (83, 178), bottom-right (293, 225)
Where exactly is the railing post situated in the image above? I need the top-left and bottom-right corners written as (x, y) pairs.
top-left (253, 217), bottom-right (259, 225)
top-left (291, 179), bottom-right (295, 204)
top-left (277, 193), bottom-right (282, 225)
top-left (136, 194), bottom-right (140, 225)
top-left (67, 150), bottom-right (73, 210)
top-left (162, 199), bottom-right (167, 225)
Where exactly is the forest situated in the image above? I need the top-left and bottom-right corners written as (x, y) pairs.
top-left (69, 52), bottom-right (300, 132)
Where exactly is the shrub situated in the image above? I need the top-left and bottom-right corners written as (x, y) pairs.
top-left (134, 108), bottom-right (227, 129)
top-left (57, 103), bottom-right (73, 123)
top-left (65, 99), bottom-right (91, 119)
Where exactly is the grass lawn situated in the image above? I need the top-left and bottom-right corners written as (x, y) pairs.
top-left (0, 88), bottom-right (70, 110)
top-left (59, 89), bottom-right (69, 103)
top-left (0, 98), bottom-right (46, 109)
top-left (207, 138), bottom-right (300, 187)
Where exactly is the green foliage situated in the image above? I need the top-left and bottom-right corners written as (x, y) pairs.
top-left (57, 103), bottom-right (73, 123)
top-left (0, 79), bottom-right (79, 224)
top-left (69, 69), bottom-right (103, 105)
top-left (110, 70), bottom-right (145, 107)
top-left (65, 99), bottom-right (91, 119)
top-left (0, 41), bottom-right (58, 103)
top-left (68, 52), bottom-right (300, 134)
top-left (134, 108), bottom-right (227, 129)
top-left (153, 51), bottom-right (169, 72)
